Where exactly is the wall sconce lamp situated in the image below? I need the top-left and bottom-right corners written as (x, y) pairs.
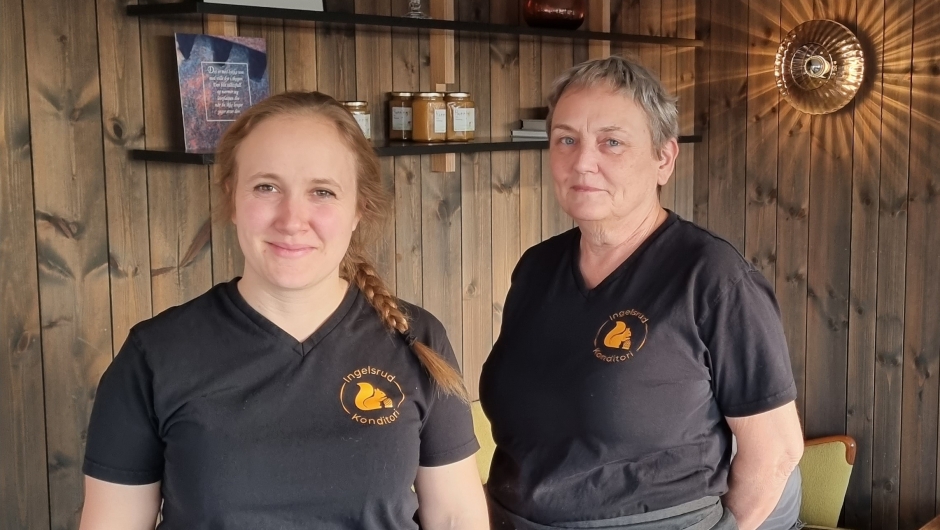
top-left (775, 20), bottom-right (865, 114)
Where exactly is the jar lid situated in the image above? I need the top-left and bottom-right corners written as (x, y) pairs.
top-left (445, 92), bottom-right (471, 99)
top-left (389, 91), bottom-right (415, 98)
top-left (414, 92), bottom-right (444, 99)
top-left (341, 101), bottom-right (369, 109)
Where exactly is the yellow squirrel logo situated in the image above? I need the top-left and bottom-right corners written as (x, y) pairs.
top-left (354, 382), bottom-right (394, 411)
top-left (603, 321), bottom-right (633, 350)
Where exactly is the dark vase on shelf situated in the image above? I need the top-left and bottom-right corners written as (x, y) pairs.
top-left (523, 0), bottom-right (586, 30)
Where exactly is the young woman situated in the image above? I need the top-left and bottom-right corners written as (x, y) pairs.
top-left (79, 92), bottom-right (488, 530)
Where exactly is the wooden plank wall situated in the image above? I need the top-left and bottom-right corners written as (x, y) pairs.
top-left (4, 0), bottom-right (940, 529)
top-left (697, 0), bottom-right (940, 528)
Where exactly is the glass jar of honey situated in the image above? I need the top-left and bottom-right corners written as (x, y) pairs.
top-left (445, 92), bottom-right (475, 141)
top-left (341, 101), bottom-right (371, 139)
top-left (388, 92), bottom-right (414, 140)
top-left (411, 92), bottom-right (447, 142)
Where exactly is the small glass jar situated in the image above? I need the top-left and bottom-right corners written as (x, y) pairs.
top-left (445, 92), bottom-right (475, 141)
top-left (341, 101), bottom-right (372, 139)
top-left (388, 92), bottom-right (414, 140)
top-left (411, 92), bottom-right (447, 142)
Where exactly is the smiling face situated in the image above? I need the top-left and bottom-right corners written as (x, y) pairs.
top-left (549, 84), bottom-right (678, 227)
top-left (232, 113), bottom-right (361, 294)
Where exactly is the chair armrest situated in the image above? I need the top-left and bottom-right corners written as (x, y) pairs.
top-left (919, 514), bottom-right (940, 530)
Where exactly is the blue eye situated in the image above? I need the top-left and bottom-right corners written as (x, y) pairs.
top-left (560, 137), bottom-right (575, 145)
top-left (606, 139), bottom-right (621, 147)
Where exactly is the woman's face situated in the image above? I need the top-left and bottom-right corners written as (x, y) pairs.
top-left (232, 114), bottom-right (360, 293)
top-left (549, 85), bottom-right (677, 225)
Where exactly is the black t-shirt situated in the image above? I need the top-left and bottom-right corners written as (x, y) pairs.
top-left (479, 211), bottom-right (797, 524)
top-left (83, 280), bottom-right (478, 530)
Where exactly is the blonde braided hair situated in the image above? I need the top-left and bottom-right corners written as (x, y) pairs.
top-left (215, 91), bottom-right (468, 401)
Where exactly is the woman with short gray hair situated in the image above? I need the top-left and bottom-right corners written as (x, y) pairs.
top-left (479, 55), bottom-right (804, 530)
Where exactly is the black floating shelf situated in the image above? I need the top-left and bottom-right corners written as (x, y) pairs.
top-left (130, 136), bottom-right (702, 166)
top-left (127, 2), bottom-right (703, 47)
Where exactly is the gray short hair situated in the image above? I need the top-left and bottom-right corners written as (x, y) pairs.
top-left (547, 55), bottom-right (679, 155)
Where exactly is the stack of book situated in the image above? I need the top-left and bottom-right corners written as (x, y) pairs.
top-left (511, 119), bottom-right (548, 140)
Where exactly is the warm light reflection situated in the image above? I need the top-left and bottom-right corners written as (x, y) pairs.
top-left (775, 20), bottom-right (865, 114)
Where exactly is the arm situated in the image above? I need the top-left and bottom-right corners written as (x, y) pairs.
top-left (79, 476), bottom-right (161, 530)
top-left (723, 401), bottom-right (804, 530)
top-left (415, 455), bottom-right (489, 530)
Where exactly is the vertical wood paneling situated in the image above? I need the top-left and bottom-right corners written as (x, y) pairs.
top-left (901, 0), bottom-right (940, 525)
top-left (540, 39), bottom-right (574, 240)
top-left (284, 20), bottom-right (318, 91)
top-left (706, 0), bottom-right (747, 251)
top-left (519, 34), bottom-right (542, 252)
top-left (458, 0), bottom-right (493, 396)
top-left (844, 0), bottom-right (885, 525)
top-left (316, 2), bottom-right (356, 99)
top-left (140, 14), bottom-right (213, 315)
top-left (802, 0), bottom-right (854, 441)
top-left (871, 0), bottom-right (912, 526)
top-left (391, 0), bottom-right (422, 307)
top-left (355, 0), bottom-right (396, 285)
top-left (460, 150), bottom-right (493, 397)
top-left (774, 0), bottom-right (813, 421)
top-left (673, 0), bottom-right (696, 221)
top-left (0, 0), bottom-right (49, 526)
top-left (490, 1), bottom-right (521, 341)
top-left (692, 0), bottom-right (710, 226)
top-left (421, 163), bottom-right (463, 361)
top-left (743, 0), bottom-right (778, 284)
top-left (394, 156), bottom-right (423, 305)
top-left (22, 0), bottom-right (112, 526)
top-left (644, 0), bottom-right (673, 212)
top-left (97, 0), bottom-right (152, 347)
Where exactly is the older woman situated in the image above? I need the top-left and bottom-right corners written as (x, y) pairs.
top-left (78, 92), bottom-right (488, 530)
top-left (480, 56), bottom-right (804, 530)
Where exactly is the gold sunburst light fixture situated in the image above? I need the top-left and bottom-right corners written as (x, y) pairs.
top-left (775, 20), bottom-right (865, 114)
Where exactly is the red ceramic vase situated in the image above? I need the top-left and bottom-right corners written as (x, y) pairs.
top-left (523, 0), bottom-right (586, 30)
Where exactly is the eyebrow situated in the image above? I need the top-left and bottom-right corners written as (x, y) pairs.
top-left (550, 124), bottom-right (627, 134)
top-left (245, 172), bottom-right (344, 189)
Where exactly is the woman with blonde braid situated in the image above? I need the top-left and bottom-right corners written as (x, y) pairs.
top-left (78, 92), bottom-right (488, 530)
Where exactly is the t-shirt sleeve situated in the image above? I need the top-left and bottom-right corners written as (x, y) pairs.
top-left (698, 269), bottom-right (797, 418)
top-left (83, 331), bottom-right (164, 485)
top-left (416, 320), bottom-right (480, 467)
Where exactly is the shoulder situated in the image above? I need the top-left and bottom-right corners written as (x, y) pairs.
top-left (399, 300), bottom-right (448, 344)
top-left (664, 215), bottom-right (756, 284)
top-left (129, 281), bottom-right (231, 353)
top-left (513, 227), bottom-right (578, 278)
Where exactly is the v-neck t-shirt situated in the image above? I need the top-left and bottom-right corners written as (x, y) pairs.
top-left (479, 211), bottom-right (797, 524)
top-left (83, 279), bottom-right (478, 529)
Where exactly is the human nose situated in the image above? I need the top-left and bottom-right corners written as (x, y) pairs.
top-left (274, 194), bottom-right (307, 233)
top-left (572, 142), bottom-right (600, 174)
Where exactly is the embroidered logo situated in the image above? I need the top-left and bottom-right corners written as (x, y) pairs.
top-left (593, 309), bottom-right (649, 363)
top-left (340, 366), bottom-right (406, 426)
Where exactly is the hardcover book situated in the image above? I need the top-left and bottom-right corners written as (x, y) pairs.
top-left (175, 33), bottom-right (270, 153)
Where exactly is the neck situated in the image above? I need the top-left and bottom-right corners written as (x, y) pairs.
top-left (237, 273), bottom-right (349, 342)
top-left (578, 203), bottom-right (667, 289)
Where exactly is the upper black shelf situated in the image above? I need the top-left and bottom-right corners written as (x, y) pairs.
top-left (127, 2), bottom-right (704, 47)
top-left (129, 135), bottom-right (702, 165)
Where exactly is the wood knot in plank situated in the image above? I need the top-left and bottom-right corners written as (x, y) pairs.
top-left (109, 253), bottom-right (141, 278)
top-left (876, 352), bottom-right (902, 367)
top-left (914, 354), bottom-right (933, 381)
top-left (36, 210), bottom-right (83, 240)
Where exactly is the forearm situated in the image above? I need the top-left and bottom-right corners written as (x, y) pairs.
top-left (722, 452), bottom-right (798, 530)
